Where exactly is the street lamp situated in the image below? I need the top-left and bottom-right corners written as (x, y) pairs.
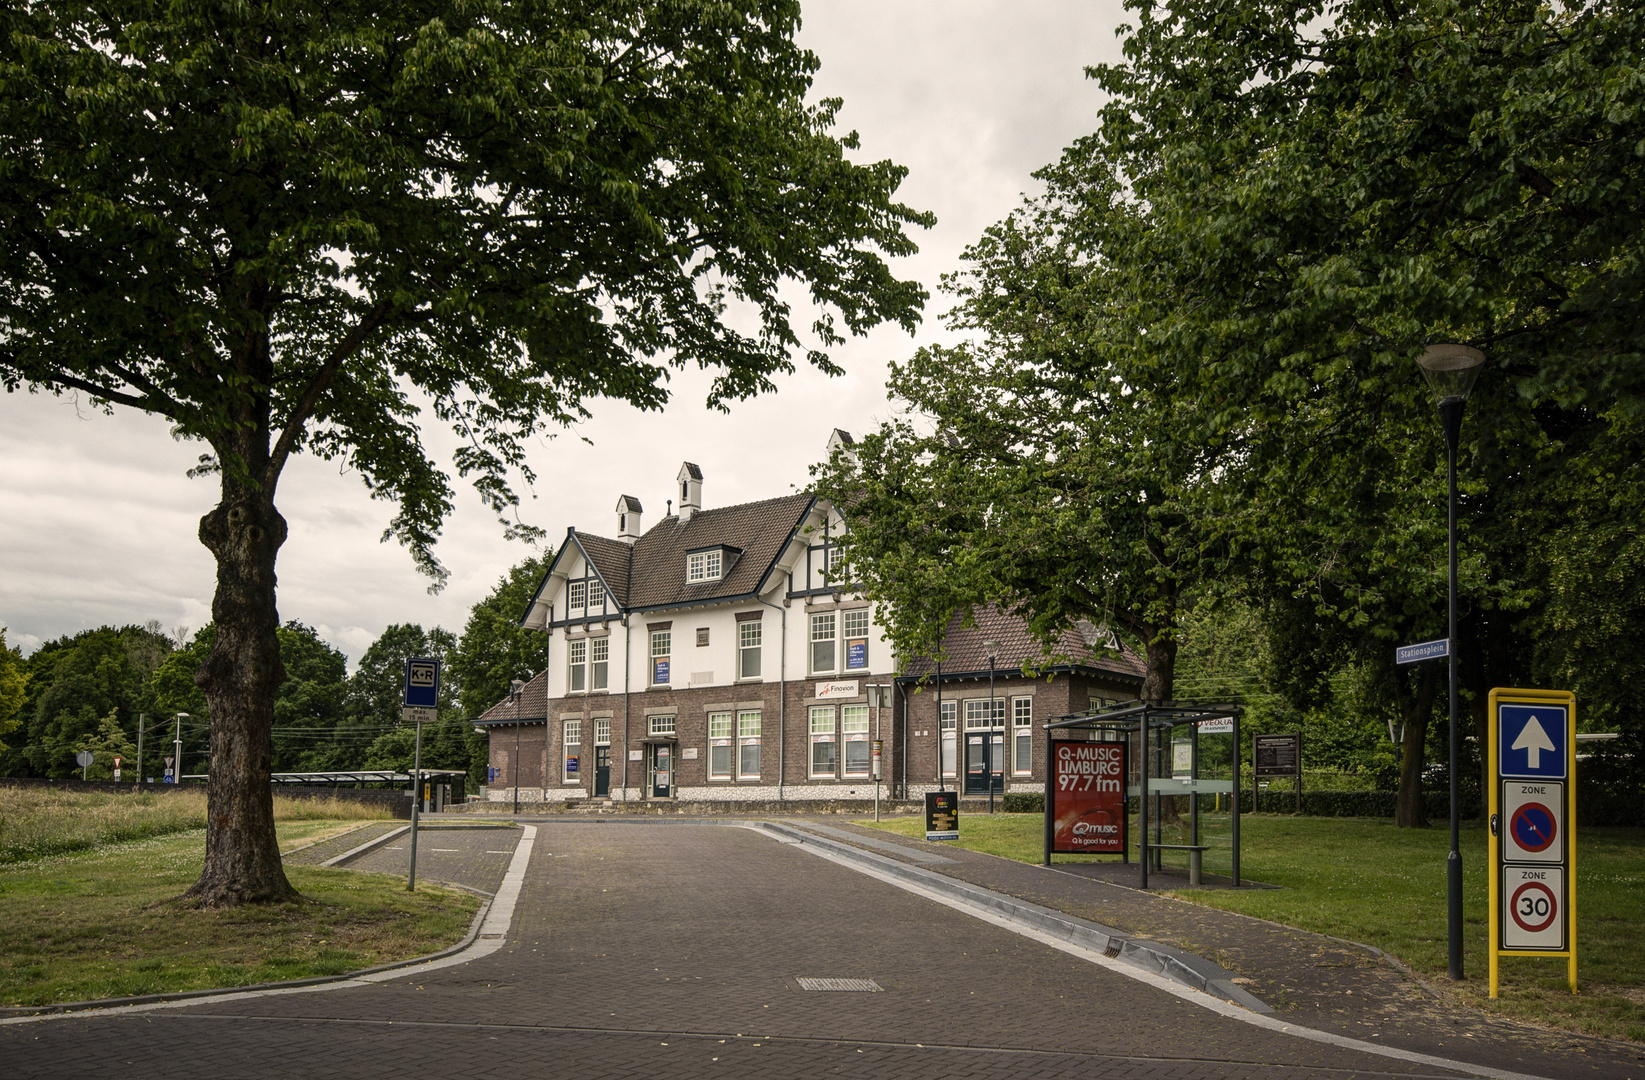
top-left (984, 639), bottom-right (1000, 814)
top-left (1416, 341), bottom-right (1486, 983)
top-left (174, 712), bottom-right (189, 784)
top-left (510, 679), bottom-right (525, 816)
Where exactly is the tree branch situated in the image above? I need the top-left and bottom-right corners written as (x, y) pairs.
top-left (263, 302), bottom-right (394, 491)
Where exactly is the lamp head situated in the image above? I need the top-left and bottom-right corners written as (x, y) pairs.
top-left (983, 639), bottom-right (1000, 662)
top-left (175, 712), bottom-right (189, 719)
top-left (1415, 344), bottom-right (1486, 405)
top-left (509, 678), bottom-right (525, 701)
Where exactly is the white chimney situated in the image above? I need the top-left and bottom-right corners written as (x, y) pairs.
top-left (826, 428), bottom-right (857, 463)
top-left (677, 462), bottom-right (702, 523)
top-left (615, 494), bottom-right (643, 542)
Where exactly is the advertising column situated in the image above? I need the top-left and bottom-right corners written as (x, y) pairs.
top-left (1488, 688), bottom-right (1577, 997)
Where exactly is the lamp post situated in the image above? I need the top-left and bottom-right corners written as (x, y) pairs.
top-left (1416, 342), bottom-right (1486, 983)
top-left (984, 639), bottom-right (1000, 814)
top-left (174, 712), bottom-right (188, 784)
top-left (510, 678), bottom-right (525, 816)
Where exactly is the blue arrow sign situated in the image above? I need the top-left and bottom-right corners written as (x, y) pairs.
top-left (1396, 638), bottom-right (1449, 665)
top-left (404, 658), bottom-right (440, 709)
top-left (1498, 704), bottom-right (1567, 780)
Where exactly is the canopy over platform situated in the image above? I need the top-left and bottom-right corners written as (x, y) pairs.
top-left (1042, 700), bottom-right (1245, 889)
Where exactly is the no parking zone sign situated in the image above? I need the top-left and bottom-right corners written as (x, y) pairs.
top-left (1488, 688), bottom-right (1577, 998)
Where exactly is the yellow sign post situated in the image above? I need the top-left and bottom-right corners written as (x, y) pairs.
top-left (1488, 687), bottom-right (1577, 998)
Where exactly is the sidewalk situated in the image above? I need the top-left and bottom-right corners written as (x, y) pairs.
top-left (780, 817), bottom-right (1644, 1080)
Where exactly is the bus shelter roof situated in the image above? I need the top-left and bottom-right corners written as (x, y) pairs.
top-left (1043, 699), bottom-right (1242, 733)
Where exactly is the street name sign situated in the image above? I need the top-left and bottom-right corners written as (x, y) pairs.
top-left (1488, 688), bottom-right (1577, 998)
top-left (1395, 638), bottom-right (1450, 665)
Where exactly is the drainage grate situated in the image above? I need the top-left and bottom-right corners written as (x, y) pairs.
top-left (796, 977), bottom-right (882, 992)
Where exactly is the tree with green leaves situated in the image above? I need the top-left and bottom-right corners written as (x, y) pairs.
top-left (450, 556), bottom-right (548, 722)
top-left (1, 0), bottom-right (929, 903)
top-left (0, 629), bottom-right (27, 751)
top-left (12, 624), bottom-right (172, 779)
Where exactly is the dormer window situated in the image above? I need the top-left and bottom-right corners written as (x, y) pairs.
top-left (687, 548), bottom-right (722, 583)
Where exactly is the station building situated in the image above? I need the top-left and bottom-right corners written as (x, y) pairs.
top-left (474, 432), bottom-right (1145, 806)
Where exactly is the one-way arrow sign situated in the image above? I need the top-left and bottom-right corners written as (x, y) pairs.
top-left (1499, 704), bottom-right (1568, 780)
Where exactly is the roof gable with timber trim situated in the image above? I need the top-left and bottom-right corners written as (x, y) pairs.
top-left (519, 529), bottom-right (632, 629)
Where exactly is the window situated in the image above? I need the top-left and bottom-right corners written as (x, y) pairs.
top-left (940, 700), bottom-right (957, 778)
top-left (965, 698), bottom-right (1005, 729)
top-left (739, 620), bottom-right (762, 679)
top-left (842, 609), bottom-right (869, 669)
top-left (1013, 697), bottom-right (1033, 775)
top-left (587, 580), bottom-right (605, 613)
top-left (649, 714), bottom-right (676, 736)
top-left (568, 638), bottom-right (587, 692)
top-left (568, 580), bottom-right (586, 612)
top-left (563, 720), bottom-right (581, 783)
top-left (842, 704), bottom-right (870, 777)
top-left (809, 706), bottom-right (836, 778)
top-left (590, 637), bottom-right (609, 691)
top-left (687, 549), bottom-right (722, 582)
top-left (709, 712), bottom-right (734, 780)
top-left (651, 630), bottom-right (670, 684)
top-left (810, 612), bottom-right (836, 673)
top-left (595, 718), bottom-right (611, 745)
top-left (737, 710), bottom-right (761, 779)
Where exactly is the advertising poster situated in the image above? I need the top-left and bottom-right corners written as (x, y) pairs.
top-left (925, 790), bottom-right (959, 841)
top-left (1049, 740), bottom-right (1126, 854)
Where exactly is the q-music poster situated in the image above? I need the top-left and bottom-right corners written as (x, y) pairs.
top-left (1049, 740), bottom-right (1127, 854)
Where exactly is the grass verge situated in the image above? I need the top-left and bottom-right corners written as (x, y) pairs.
top-left (0, 786), bottom-right (391, 864)
top-left (863, 812), bottom-right (1645, 1043)
top-left (0, 819), bottom-right (478, 1008)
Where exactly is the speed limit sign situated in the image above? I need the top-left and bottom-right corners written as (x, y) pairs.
top-left (1503, 866), bottom-right (1565, 949)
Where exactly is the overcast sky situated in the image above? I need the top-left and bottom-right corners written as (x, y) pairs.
top-left (0, 1), bottom-right (1130, 665)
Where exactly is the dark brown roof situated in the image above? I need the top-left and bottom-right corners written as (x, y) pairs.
top-left (574, 531), bottom-right (635, 604)
top-left (476, 669), bottom-right (549, 723)
top-left (900, 604), bottom-right (1146, 683)
top-left (616, 492), bottom-right (815, 610)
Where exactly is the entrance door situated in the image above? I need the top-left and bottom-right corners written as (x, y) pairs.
top-left (594, 745), bottom-right (611, 797)
top-left (650, 744), bottom-right (672, 798)
top-left (965, 734), bottom-right (990, 794)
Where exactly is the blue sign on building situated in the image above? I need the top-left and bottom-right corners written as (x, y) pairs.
top-left (404, 658), bottom-right (440, 708)
top-left (654, 658), bottom-right (670, 685)
top-left (1498, 704), bottom-right (1568, 780)
top-left (846, 639), bottom-right (868, 669)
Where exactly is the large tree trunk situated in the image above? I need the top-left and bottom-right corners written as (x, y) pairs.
top-left (1139, 620), bottom-right (1177, 702)
top-left (184, 488), bottom-right (300, 906)
top-left (1394, 663), bottom-right (1442, 828)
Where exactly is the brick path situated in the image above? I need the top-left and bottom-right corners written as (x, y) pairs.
top-left (343, 824), bottom-right (519, 894)
top-left (1, 822), bottom-right (1500, 1079)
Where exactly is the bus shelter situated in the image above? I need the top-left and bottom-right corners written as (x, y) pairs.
top-left (1042, 700), bottom-right (1243, 888)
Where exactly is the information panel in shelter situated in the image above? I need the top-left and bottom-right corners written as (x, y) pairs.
top-left (1049, 740), bottom-right (1127, 854)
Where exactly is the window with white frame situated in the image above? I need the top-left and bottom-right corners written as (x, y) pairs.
top-left (686, 549), bottom-right (723, 582)
top-left (737, 710), bottom-right (761, 779)
top-left (708, 712), bottom-right (734, 779)
top-left (841, 704), bottom-right (870, 777)
top-left (568, 638), bottom-right (588, 692)
top-left (568, 580), bottom-right (586, 613)
top-left (965, 698), bottom-right (1005, 729)
top-left (651, 630), bottom-right (670, 684)
top-left (590, 637), bottom-right (609, 690)
top-left (595, 717), bottom-right (611, 745)
top-left (809, 706), bottom-right (836, 777)
top-left (1013, 696), bottom-right (1033, 775)
top-left (587, 580), bottom-right (605, 613)
top-left (940, 700), bottom-right (957, 778)
top-left (842, 609), bottom-right (869, 670)
top-left (738, 619), bottom-right (762, 679)
top-left (810, 612), bottom-right (836, 673)
top-left (563, 719), bottom-right (581, 783)
top-left (648, 714), bottom-right (676, 736)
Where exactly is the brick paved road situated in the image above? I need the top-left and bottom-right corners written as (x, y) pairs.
top-left (345, 824), bottom-right (519, 894)
top-left (0, 824), bottom-right (1551, 1079)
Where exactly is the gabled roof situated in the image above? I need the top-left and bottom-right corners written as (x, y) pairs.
top-left (899, 604), bottom-right (1146, 683)
top-left (474, 669), bottom-right (549, 724)
top-left (623, 492), bottom-right (815, 610)
top-left (574, 530), bottom-right (635, 603)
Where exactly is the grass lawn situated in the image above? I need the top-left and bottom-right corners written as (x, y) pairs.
top-left (863, 812), bottom-right (1645, 1043)
top-left (0, 814), bottom-right (479, 1008)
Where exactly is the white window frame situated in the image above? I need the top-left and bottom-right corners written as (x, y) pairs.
top-left (738, 620), bottom-right (762, 679)
top-left (841, 704), bottom-right (871, 777)
top-left (568, 638), bottom-right (588, 692)
top-left (809, 705), bottom-right (837, 779)
top-left (563, 719), bottom-right (582, 784)
top-left (586, 580), bottom-right (604, 613)
top-left (687, 549), bottom-right (723, 583)
top-left (842, 609), bottom-right (870, 670)
top-left (651, 630), bottom-right (671, 685)
top-left (965, 698), bottom-right (1005, 729)
top-left (594, 718), bottom-right (611, 745)
top-left (940, 700), bottom-right (957, 778)
top-left (810, 612), bottom-right (836, 674)
top-left (708, 712), bottom-right (734, 780)
top-left (1013, 696), bottom-right (1033, 776)
top-left (568, 580), bottom-right (586, 613)
top-left (590, 637), bottom-right (609, 691)
top-left (737, 710), bottom-right (762, 780)
top-left (648, 714), bottom-right (676, 736)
